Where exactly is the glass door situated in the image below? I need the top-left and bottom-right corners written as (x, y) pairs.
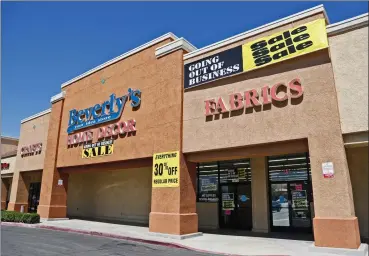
top-left (197, 159), bottom-right (252, 231)
top-left (268, 153), bottom-right (313, 232)
top-left (270, 181), bottom-right (312, 231)
top-left (270, 183), bottom-right (290, 228)
top-left (236, 183), bottom-right (252, 230)
top-left (28, 182), bottom-right (41, 213)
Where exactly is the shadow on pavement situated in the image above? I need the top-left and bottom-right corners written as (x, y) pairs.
top-left (67, 216), bottom-right (316, 241)
top-left (67, 216), bottom-right (149, 228)
top-left (199, 228), bottom-right (314, 241)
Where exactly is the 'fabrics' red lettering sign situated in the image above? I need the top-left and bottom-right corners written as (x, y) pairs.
top-left (204, 78), bottom-right (303, 116)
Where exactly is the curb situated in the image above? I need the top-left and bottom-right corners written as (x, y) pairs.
top-left (1, 222), bottom-right (288, 256)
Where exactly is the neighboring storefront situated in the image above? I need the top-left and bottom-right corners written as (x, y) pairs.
top-left (1, 136), bottom-right (19, 210)
top-left (7, 109), bottom-right (50, 213)
top-left (5, 5), bottom-right (368, 251)
top-left (183, 10), bottom-right (368, 250)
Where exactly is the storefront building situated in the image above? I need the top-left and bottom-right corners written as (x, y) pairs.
top-left (7, 109), bottom-right (50, 213)
top-left (1, 136), bottom-right (19, 210)
top-left (6, 5), bottom-right (368, 252)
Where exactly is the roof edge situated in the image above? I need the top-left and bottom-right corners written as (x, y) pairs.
top-left (1, 136), bottom-right (19, 141)
top-left (327, 13), bottom-right (368, 36)
top-left (21, 108), bottom-right (52, 124)
top-left (50, 91), bottom-right (66, 104)
top-left (184, 4), bottom-right (328, 61)
top-left (1, 149), bottom-right (18, 158)
top-left (61, 32), bottom-right (178, 89)
top-left (155, 37), bottom-right (197, 58)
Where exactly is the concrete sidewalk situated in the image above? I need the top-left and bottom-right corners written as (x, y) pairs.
top-left (1, 219), bottom-right (367, 256)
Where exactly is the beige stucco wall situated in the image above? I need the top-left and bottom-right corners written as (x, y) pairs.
top-left (183, 14), bottom-right (357, 222)
top-left (67, 167), bottom-right (152, 224)
top-left (15, 112), bottom-right (50, 172)
top-left (197, 202), bottom-right (219, 229)
top-left (183, 51), bottom-right (338, 154)
top-left (329, 26), bottom-right (369, 134)
top-left (1, 156), bottom-right (16, 175)
top-left (347, 146), bottom-right (369, 238)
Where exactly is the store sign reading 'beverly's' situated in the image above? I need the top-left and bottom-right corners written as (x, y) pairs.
top-left (67, 88), bottom-right (141, 134)
top-left (184, 19), bottom-right (328, 89)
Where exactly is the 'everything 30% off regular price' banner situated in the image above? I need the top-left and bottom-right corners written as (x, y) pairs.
top-left (152, 151), bottom-right (180, 188)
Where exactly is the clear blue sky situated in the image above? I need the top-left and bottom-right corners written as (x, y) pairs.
top-left (2, 1), bottom-right (368, 137)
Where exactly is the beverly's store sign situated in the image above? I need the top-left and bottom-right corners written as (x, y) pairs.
top-left (67, 88), bottom-right (141, 158)
top-left (68, 88), bottom-right (141, 134)
top-left (184, 19), bottom-right (328, 89)
top-left (204, 78), bottom-right (303, 116)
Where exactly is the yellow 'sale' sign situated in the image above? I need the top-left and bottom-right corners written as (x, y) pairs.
top-left (82, 140), bottom-right (114, 159)
top-left (242, 19), bottom-right (328, 71)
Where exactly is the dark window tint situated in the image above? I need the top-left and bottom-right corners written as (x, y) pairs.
top-left (268, 153), bottom-right (310, 182)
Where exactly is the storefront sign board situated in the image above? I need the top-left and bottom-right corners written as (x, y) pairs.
top-left (184, 47), bottom-right (243, 89)
top-left (21, 143), bottom-right (42, 157)
top-left (152, 151), bottom-right (180, 188)
top-left (204, 78), bottom-right (304, 116)
top-left (184, 19), bottom-right (328, 89)
top-left (67, 88), bottom-right (141, 134)
top-left (242, 18), bottom-right (328, 72)
top-left (1, 163), bottom-right (10, 170)
top-left (82, 140), bottom-right (114, 159)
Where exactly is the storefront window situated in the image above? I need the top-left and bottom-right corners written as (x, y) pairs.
top-left (196, 159), bottom-right (251, 203)
top-left (219, 159), bottom-right (251, 184)
top-left (268, 153), bottom-right (310, 182)
top-left (197, 162), bottom-right (219, 202)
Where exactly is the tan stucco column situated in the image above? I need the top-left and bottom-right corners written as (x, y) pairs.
top-left (149, 153), bottom-right (198, 235)
top-left (38, 92), bottom-right (68, 219)
top-left (251, 157), bottom-right (270, 233)
top-left (309, 132), bottom-right (361, 249)
top-left (149, 39), bottom-right (198, 235)
top-left (8, 172), bottom-right (29, 212)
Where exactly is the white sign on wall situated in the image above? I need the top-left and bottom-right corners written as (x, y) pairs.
top-left (58, 179), bottom-right (63, 186)
top-left (322, 162), bottom-right (334, 178)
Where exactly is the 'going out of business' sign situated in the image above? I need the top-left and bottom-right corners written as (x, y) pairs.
top-left (184, 19), bottom-right (328, 89)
